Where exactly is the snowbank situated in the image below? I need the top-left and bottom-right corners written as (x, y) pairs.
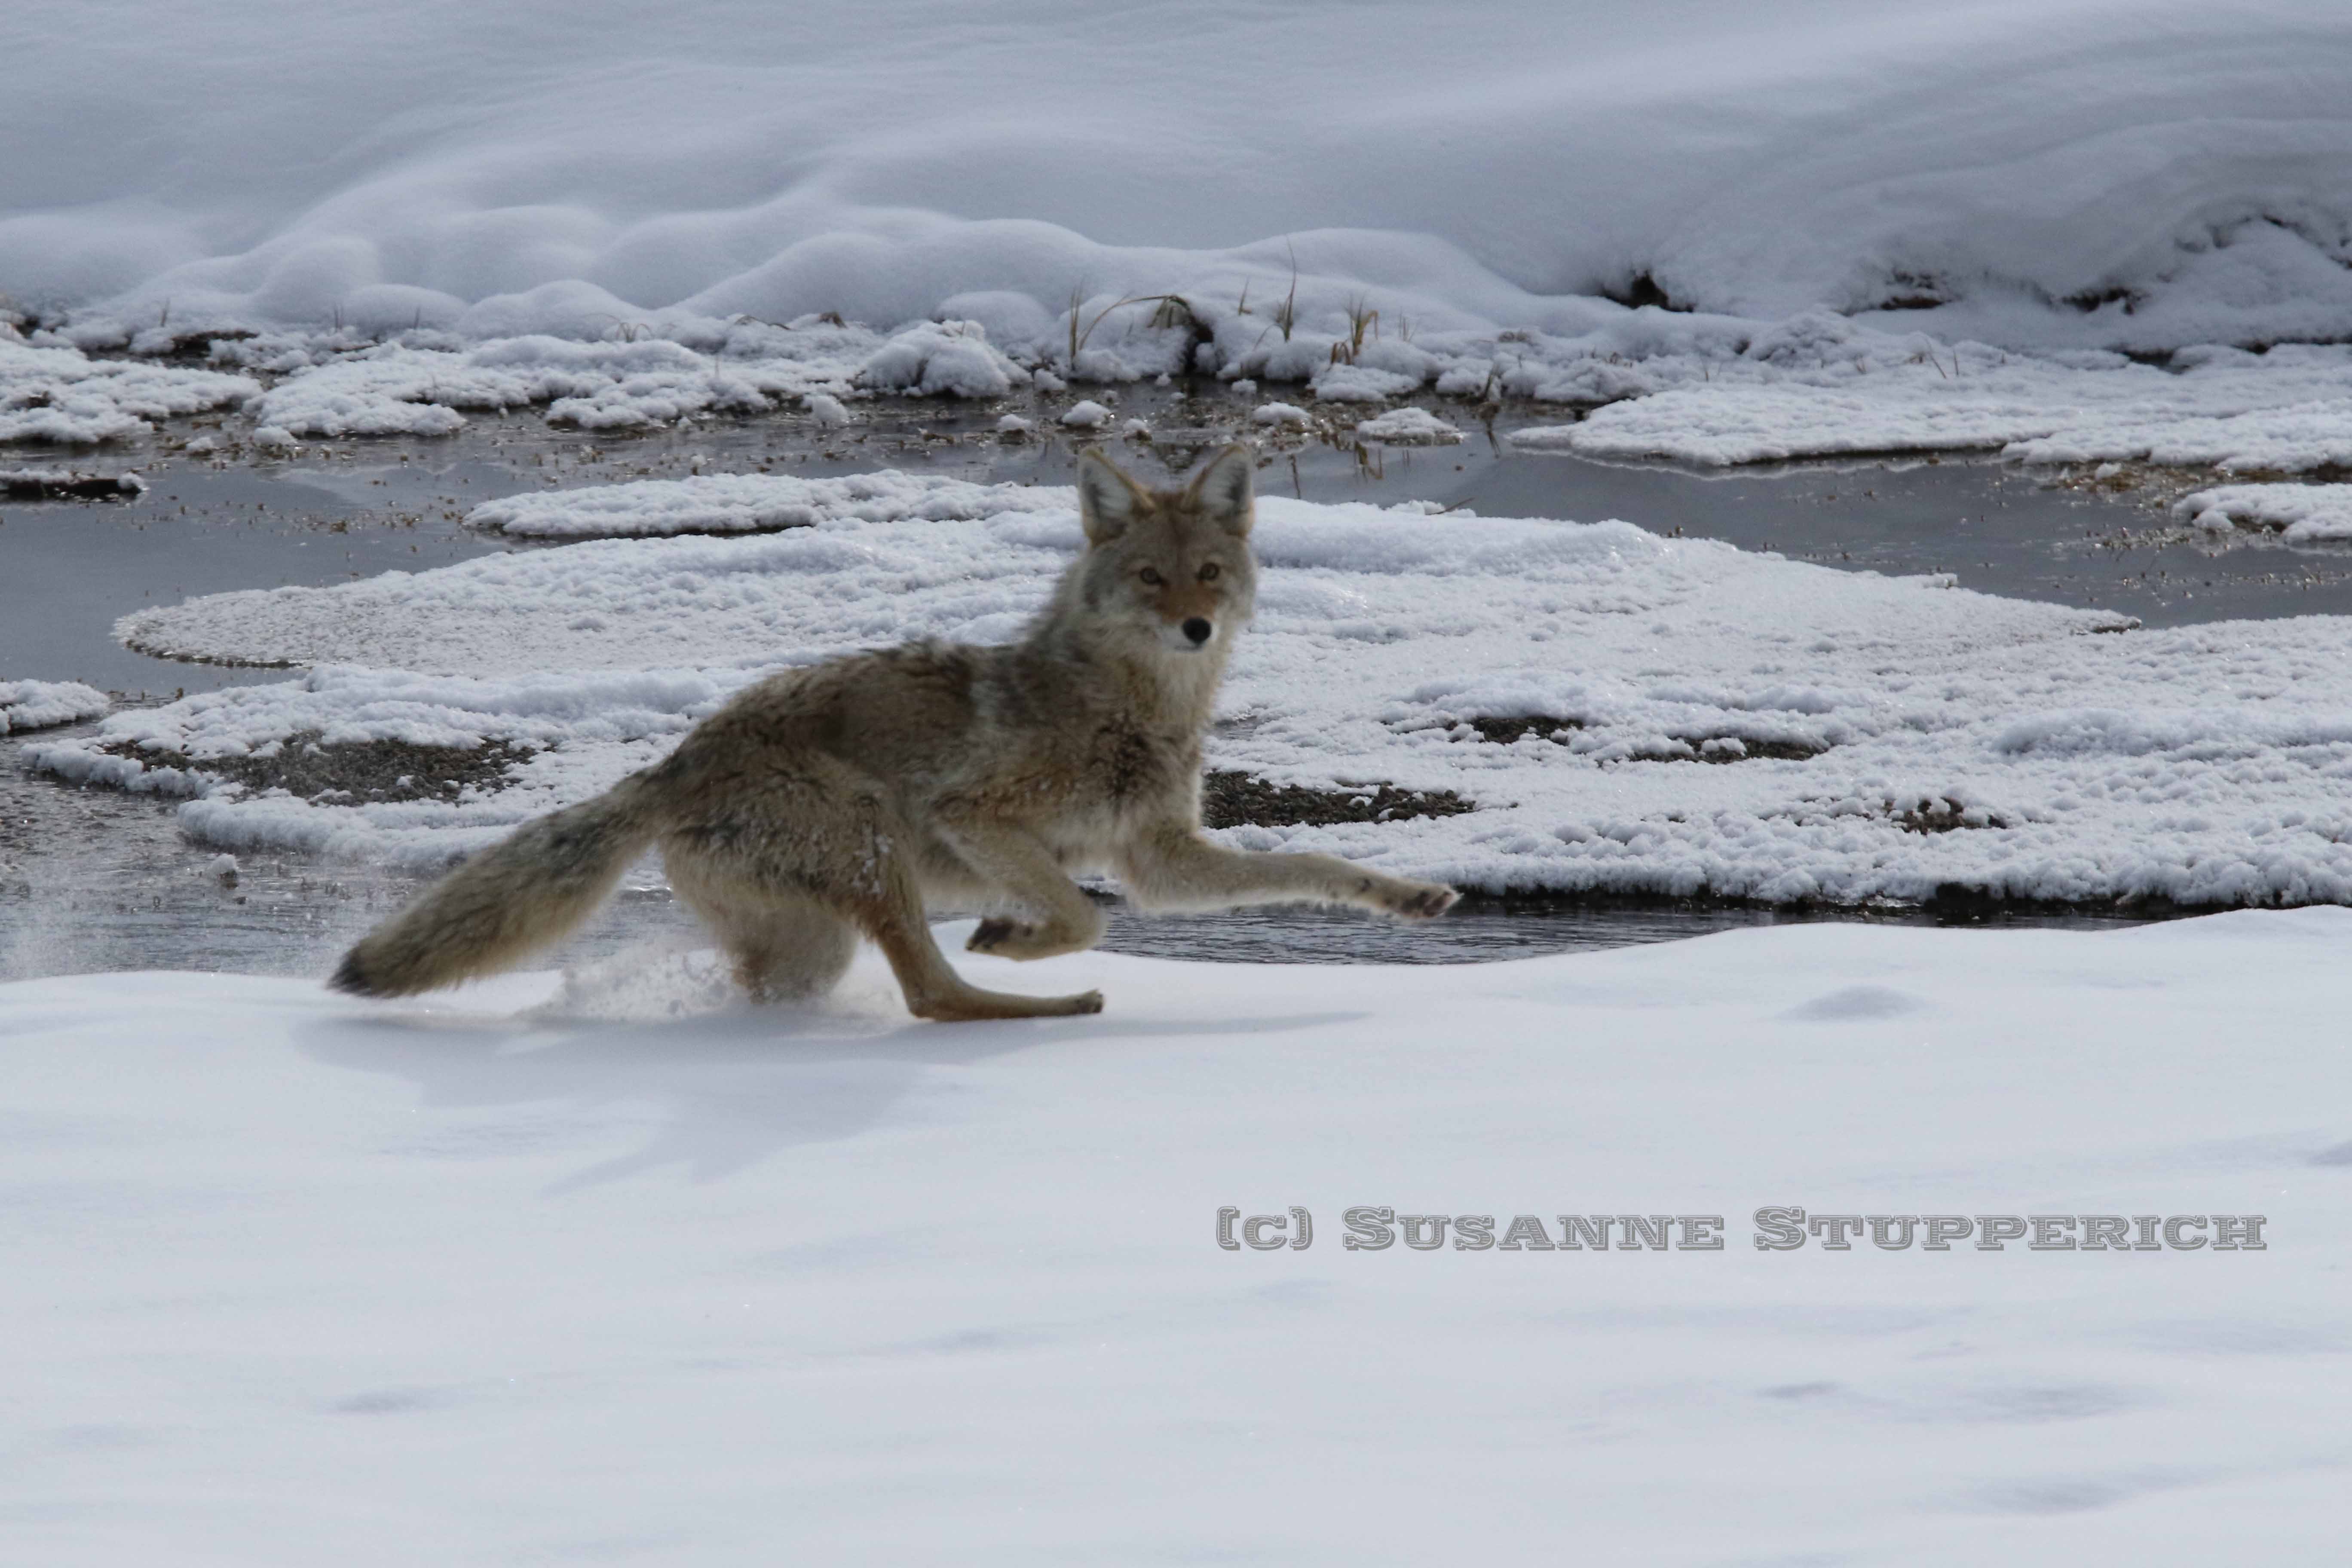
top-left (0, 678), bottom-right (108, 735)
top-left (51, 480), bottom-right (2352, 905)
top-left (10, 1), bottom-right (2352, 363)
top-left (2174, 482), bottom-right (2352, 541)
top-left (3, 910), bottom-right (2347, 1562)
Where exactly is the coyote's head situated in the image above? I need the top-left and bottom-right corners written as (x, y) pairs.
top-left (1067, 444), bottom-right (1258, 658)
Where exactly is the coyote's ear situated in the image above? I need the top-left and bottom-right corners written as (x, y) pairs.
top-left (1075, 447), bottom-right (1147, 544)
top-left (1186, 444), bottom-right (1255, 537)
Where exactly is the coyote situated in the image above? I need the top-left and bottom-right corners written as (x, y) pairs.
top-left (332, 445), bottom-right (1460, 1020)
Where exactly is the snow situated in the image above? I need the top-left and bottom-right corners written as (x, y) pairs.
top-left (1354, 406), bottom-right (1463, 444)
top-left (2174, 482), bottom-right (2352, 541)
top-left (465, 469), bottom-right (1066, 540)
top-left (30, 297), bottom-right (2352, 482)
top-left (3, 909), bottom-right (2346, 1562)
top-left (36, 476), bottom-right (2352, 903)
top-left (1511, 331), bottom-right (2352, 469)
top-left (7, 3), bottom-right (2352, 469)
top-left (0, 466), bottom-right (144, 497)
top-left (0, 677), bottom-right (108, 735)
top-left (11, 0), bottom-right (2352, 359)
top-left (852, 318), bottom-right (1026, 399)
top-left (239, 318), bottom-right (895, 439)
top-left (0, 338), bottom-right (256, 444)
top-left (28, 665), bottom-right (745, 868)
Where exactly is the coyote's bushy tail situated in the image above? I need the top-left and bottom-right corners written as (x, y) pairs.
top-left (331, 776), bottom-right (662, 998)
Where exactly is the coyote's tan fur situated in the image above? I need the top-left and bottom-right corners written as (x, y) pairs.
top-left (331, 445), bottom-right (1459, 1020)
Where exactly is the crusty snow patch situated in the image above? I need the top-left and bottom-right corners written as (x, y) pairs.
top-left (2174, 483), bottom-right (2352, 541)
top-left (1511, 334), bottom-right (2352, 469)
top-left (854, 319), bottom-right (1026, 398)
top-left (1060, 400), bottom-right (1113, 429)
top-left (466, 470), bottom-right (1066, 539)
top-left (1, 339), bottom-right (256, 445)
top-left (1355, 406), bottom-right (1462, 444)
top-left (0, 466), bottom-right (146, 497)
top-left (0, 678), bottom-right (109, 735)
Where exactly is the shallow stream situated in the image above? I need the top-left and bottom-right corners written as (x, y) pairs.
top-left (6, 385), bottom-right (2340, 978)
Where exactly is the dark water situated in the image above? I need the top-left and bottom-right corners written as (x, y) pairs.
top-left (4, 385), bottom-right (2319, 978)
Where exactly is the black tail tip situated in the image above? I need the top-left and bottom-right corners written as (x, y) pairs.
top-left (328, 949), bottom-right (378, 996)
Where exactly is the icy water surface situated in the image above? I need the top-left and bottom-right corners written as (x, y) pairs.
top-left (3, 385), bottom-right (2317, 977)
top-left (0, 732), bottom-right (2153, 983)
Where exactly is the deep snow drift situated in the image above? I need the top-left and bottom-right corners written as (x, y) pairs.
top-left (9, 0), bottom-right (2352, 353)
top-left (34, 473), bottom-right (2352, 908)
top-left (3, 911), bottom-right (2344, 1564)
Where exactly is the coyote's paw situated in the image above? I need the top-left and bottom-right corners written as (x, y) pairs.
top-left (966, 915), bottom-right (1102, 961)
top-left (1372, 878), bottom-right (1460, 920)
top-left (966, 916), bottom-right (1025, 954)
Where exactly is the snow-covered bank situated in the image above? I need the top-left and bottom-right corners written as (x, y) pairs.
top-left (15, 4), bottom-right (2352, 483)
top-left (11, 1), bottom-right (2352, 356)
top-left (0, 678), bottom-right (108, 735)
top-left (37, 479), bottom-right (2352, 906)
top-left (27, 304), bottom-right (2352, 483)
top-left (4, 912), bottom-right (2346, 1563)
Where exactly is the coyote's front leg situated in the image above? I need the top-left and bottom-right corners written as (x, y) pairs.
top-left (939, 819), bottom-right (1110, 960)
top-left (1115, 822), bottom-right (1460, 919)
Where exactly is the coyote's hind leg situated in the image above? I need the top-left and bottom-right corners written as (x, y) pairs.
top-left (666, 849), bottom-right (858, 1002)
top-left (670, 754), bottom-right (1100, 1021)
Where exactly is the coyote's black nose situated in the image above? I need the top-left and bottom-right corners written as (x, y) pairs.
top-left (1182, 617), bottom-right (1213, 645)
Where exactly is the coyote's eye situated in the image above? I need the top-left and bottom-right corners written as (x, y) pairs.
top-left (1139, 567), bottom-right (1164, 586)
top-left (1198, 563), bottom-right (1221, 582)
